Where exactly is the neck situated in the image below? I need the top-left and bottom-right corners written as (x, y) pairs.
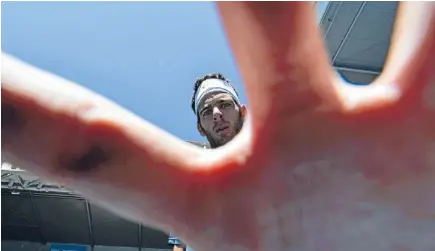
top-left (208, 138), bottom-right (224, 149)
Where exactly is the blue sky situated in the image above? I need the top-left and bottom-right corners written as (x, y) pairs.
top-left (2, 2), bottom-right (329, 142)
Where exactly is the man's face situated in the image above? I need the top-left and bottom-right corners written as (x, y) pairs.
top-left (198, 92), bottom-right (244, 147)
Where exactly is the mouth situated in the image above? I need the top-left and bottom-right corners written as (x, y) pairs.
top-left (215, 125), bottom-right (230, 133)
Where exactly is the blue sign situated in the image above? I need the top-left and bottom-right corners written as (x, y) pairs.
top-left (50, 244), bottom-right (87, 251)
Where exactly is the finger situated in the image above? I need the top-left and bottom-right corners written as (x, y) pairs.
top-left (1, 53), bottom-right (206, 231)
top-left (217, 2), bottom-right (339, 133)
top-left (339, 2), bottom-right (435, 113)
top-left (380, 2), bottom-right (435, 95)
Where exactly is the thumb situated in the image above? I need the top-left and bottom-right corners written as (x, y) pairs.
top-left (1, 52), bottom-right (205, 232)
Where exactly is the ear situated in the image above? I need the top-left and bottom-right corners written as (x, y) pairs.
top-left (240, 104), bottom-right (247, 119)
top-left (197, 122), bottom-right (206, 137)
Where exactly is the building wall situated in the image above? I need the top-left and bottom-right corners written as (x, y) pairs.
top-left (1, 241), bottom-right (169, 251)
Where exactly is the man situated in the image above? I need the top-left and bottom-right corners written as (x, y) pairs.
top-left (192, 73), bottom-right (247, 149)
top-left (169, 73), bottom-right (247, 251)
top-left (168, 233), bottom-right (189, 251)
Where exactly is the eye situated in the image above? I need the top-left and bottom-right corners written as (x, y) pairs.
top-left (221, 102), bottom-right (232, 108)
top-left (202, 109), bottom-right (212, 117)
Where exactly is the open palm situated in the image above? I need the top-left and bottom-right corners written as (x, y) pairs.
top-left (2, 2), bottom-right (435, 251)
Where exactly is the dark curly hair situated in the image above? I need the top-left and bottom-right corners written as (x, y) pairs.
top-left (190, 73), bottom-right (239, 115)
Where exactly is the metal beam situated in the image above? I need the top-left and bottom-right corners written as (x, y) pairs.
top-left (2, 189), bottom-right (84, 200)
top-left (3, 224), bottom-right (39, 228)
top-left (331, 1), bottom-right (367, 63)
top-left (29, 191), bottom-right (46, 244)
top-left (335, 66), bottom-right (380, 75)
top-left (318, 1), bottom-right (333, 25)
top-left (323, 2), bottom-right (343, 38)
top-left (138, 224), bottom-right (143, 251)
top-left (319, 1), bottom-right (331, 24)
top-left (85, 200), bottom-right (95, 251)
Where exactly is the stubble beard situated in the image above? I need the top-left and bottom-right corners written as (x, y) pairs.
top-left (206, 117), bottom-right (244, 149)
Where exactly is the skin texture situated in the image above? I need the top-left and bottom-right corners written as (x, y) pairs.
top-left (197, 92), bottom-right (247, 148)
top-left (2, 2), bottom-right (435, 251)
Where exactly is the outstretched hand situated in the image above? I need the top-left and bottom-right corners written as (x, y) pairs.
top-left (2, 2), bottom-right (435, 251)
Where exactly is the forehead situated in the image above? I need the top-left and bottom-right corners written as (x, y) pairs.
top-left (199, 92), bottom-right (234, 108)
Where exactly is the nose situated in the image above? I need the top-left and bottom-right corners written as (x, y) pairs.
top-left (213, 107), bottom-right (223, 121)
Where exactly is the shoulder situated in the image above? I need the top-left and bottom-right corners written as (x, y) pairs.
top-left (168, 233), bottom-right (185, 246)
top-left (186, 141), bottom-right (211, 149)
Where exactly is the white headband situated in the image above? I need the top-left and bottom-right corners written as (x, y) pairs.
top-left (194, 78), bottom-right (240, 116)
